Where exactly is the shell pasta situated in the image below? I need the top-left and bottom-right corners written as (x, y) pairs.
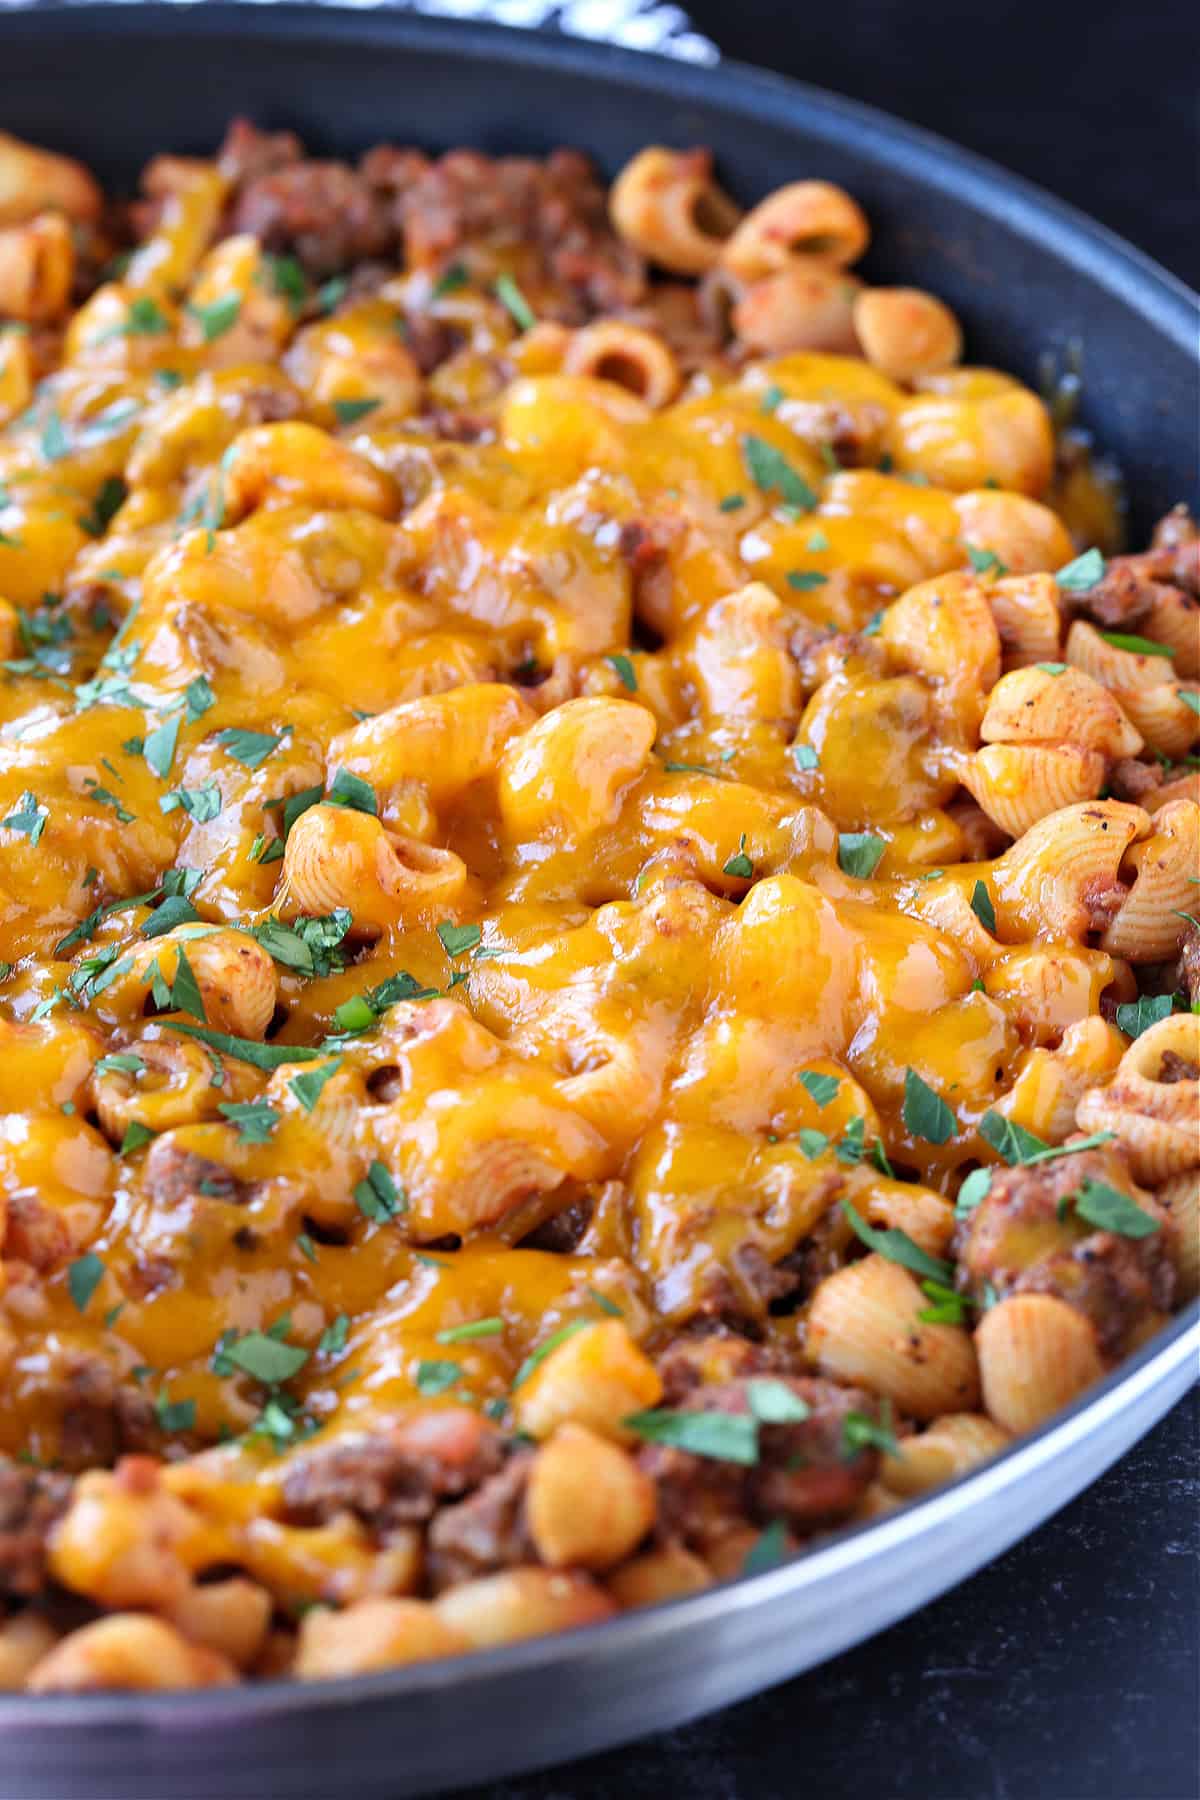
top-left (0, 121), bottom-right (1196, 1693)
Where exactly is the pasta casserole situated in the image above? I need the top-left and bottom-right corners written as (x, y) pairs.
top-left (0, 122), bottom-right (1196, 1693)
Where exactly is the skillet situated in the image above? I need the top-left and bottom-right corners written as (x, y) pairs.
top-left (0, 8), bottom-right (1197, 1794)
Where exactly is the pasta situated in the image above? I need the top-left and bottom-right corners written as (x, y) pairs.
top-left (0, 121), bottom-right (1196, 1693)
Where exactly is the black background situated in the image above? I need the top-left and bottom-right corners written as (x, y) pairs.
top-left (462, 3), bottom-right (1198, 1796)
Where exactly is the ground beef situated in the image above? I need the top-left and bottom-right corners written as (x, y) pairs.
top-left (1179, 927), bottom-right (1200, 1008)
top-left (1126, 536), bottom-right (1200, 598)
top-left (776, 1206), bottom-right (854, 1307)
top-left (0, 1457), bottom-right (72, 1599)
top-left (53, 1358), bottom-right (158, 1472)
top-left (216, 118), bottom-right (303, 186)
top-left (281, 1409), bottom-right (502, 1536)
top-left (1063, 561), bottom-right (1159, 630)
top-left (1109, 757), bottom-right (1166, 803)
top-left (657, 1333), bottom-right (795, 1405)
top-left (1158, 1052), bottom-right (1199, 1083)
top-left (226, 159), bottom-right (395, 278)
top-left (410, 409), bottom-right (496, 445)
top-left (638, 1375), bottom-right (880, 1557)
top-left (396, 147), bottom-right (646, 316)
top-left (730, 1244), bottom-right (803, 1313)
top-left (954, 1150), bottom-right (1175, 1356)
top-left (425, 1451), bottom-right (535, 1590)
top-left (1151, 505), bottom-right (1198, 553)
top-left (1082, 872), bottom-right (1129, 936)
top-left (143, 1141), bottom-right (257, 1209)
top-left (519, 1195), bottom-right (594, 1255)
top-left (216, 126), bottom-right (646, 317)
top-left (2, 1194), bottom-right (73, 1273)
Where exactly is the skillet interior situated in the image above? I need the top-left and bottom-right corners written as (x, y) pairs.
top-left (0, 9), bottom-right (1197, 1796)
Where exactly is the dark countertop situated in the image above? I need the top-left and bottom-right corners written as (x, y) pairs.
top-left (462, 5), bottom-right (1199, 1796)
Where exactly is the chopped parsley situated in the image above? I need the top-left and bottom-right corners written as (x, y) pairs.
top-left (605, 653), bottom-right (637, 692)
top-left (331, 969), bottom-right (439, 1036)
top-left (251, 911), bottom-right (351, 978)
top-left (1073, 1177), bottom-right (1160, 1239)
top-left (142, 711), bottom-right (183, 779)
top-left (741, 435), bottom-right (817, 512)
top-left (742, 1519), bottom-right (790, 1575)
top-left (841, 1199), bottom-right (955, 1285)
top-left (786, 570), bottom-right (828, 591)
top-left (918, 1280), bottom-right (973, 1326)
top-left (415, 1359), bottom-right (463, 1395)
top-left (511, 1319), bottom-right (592, 1389)
top-left (798, 1070), bottom-right (840, 1108)
top-left (188, 294), bottom-right (242, 342)
top-left (39, 407), bottom-right (70, 462)
top-left (2, 790), bottom-right (48, 845)
top-left (160, 780), bottom-right (222, 822)
top-left (965, 545), bottom-right (1007, 577)
top-left (221, 1329), bottom-right (310, 1385)
top-left (432, 263), bottom-right (469, 300)
top-left (1099, 630), bottom-right (1172, 657)
top-left (318, 1314), bottom-right (350, 1355)
top-left (437, 921), bottom-right (482, 958)
top-left (1055, 547), bottom-right (1105, 592)
top-left (745, 1379), bottom-right (810, 1425)
top-left (969, 879), bottom-right (997, 933)
top-left (436, 1316), bottom-right (505, 1345)
top-left (315, 276), bottom-right (348, 315)
top-left (162, 1021), bottom-right (328, 1069)
top-left (94, 1052), bottom-right (146, 1078)
top-left (838, 832), bottom-right (886, 879)
top-left (333, 397), bottom-right (382, 426)
top-left (494, 274), bottom-right (536, 332)
top-left (141, 894), bottom-right (202, 937)
top-left (836, 1115), bottom-right (867, 1164)
top-left (288, 1058), bottom-right (341, 1113)
top-left (217, 1099), bottom-right (279, 1144)
top-left (354, 1159), bottom-right (404, 1222)
top-left (119, 1121), bottom-right (155, 1154)
top-left (1115, 994), bottom-right (1174, 1039)
top-left (326, 769), bottom-right (378, 815)
top-left (722, 833), bottom-right (754, 879)
top-left (67, 1252), bottom-right (106, 1314)
top-left (792, 744), bottom-right (820, 772)
top-left (955, 1167), bottom-right (993, 1218)
top-left (718, 493), bottom-right (746, 513)
top-left (112, 295), bottom-right (170, 339)
top-left (901, 1068), bottom-right (956, 1145)
top-left (165, 946), bottom-right (206, 1021)
top-left (977, 1111), bottom-right (1114, 1166)
top-left (79, 476), bottom-right (128, 538)
top-left (155, 1394), bottom-right (196, 1434)
top-left (842, 1401), bottom-right (899, 1459)
top-left (215, 727), bottom-right (285, 769)
top-left (623, 1407), bottom-right (759, 1464)
top-left (266, 255), bottom-right (309, 314)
